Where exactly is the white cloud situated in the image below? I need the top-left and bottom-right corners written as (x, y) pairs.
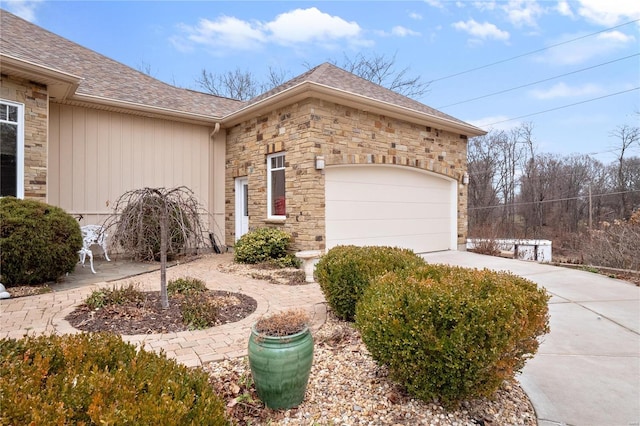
top-left (529, 82), bottom-right (605, 99)
top-left (597, 30), bottom-right (636, 43)
top-left (409, 12), bottom-right (423, 20)
top-left (174, 7), bottom-right (367, 53)
top-left (265, 7), bottom-right (361, 45)
top-left (391, 26), bottom-right (421, 37)
top-left (4, 0), bottom-right (42, 22)
top-left (452, 19), bottom-right (510, 42)
top-left (502, 0), bottom-right (544, 27)
top-left (424, 0), bottom-right (445, 9)
top-left (535, 30), bottom-right (636, 65)
top-left (184, 16), bottom-right (266, 50)
top-left (576, 0), bottom-right (640, 26)
top-left (556, 0), bottom-right (574, 17)
top-left (468, 115), bottom-right (522, 132)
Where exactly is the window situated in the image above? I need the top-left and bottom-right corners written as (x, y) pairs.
top-left (0, 100), bottom-right (24, 198)
top-left (267, 153), bottom-right (286, 219)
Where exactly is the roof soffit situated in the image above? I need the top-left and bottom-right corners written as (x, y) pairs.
top-left (0, 54), bottom-right (82, 100)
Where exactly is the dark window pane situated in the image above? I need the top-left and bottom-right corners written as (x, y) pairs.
top-left (243, 184), bottom-right (249, 216)
top-left (0, 122), bottom-right (17, 197)
top-left (7, 105), bottom-right (18, 122)
top-left (271, 169), bottom-right (285, 215)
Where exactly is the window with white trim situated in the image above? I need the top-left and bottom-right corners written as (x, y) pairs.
top-left (267, 153), bottom-right (286, 219)
top-left (0, 100), bottom-right (24, 198)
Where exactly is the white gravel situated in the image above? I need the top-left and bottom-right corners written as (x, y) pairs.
top-left (204, 313), bottom-right (537, 426)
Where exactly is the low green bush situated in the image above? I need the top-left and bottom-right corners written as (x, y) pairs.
top-left (181, 297), bottom-right (219, 330)
top-left (168, 277), bottom-right (207, 295)
top-left (355, 264), bottom-right (550, 406)
top-left (0, 333), bottom-right (230, 425)
top-left (0, 197), bottom-right (82, 285)
top-left (85, 283), bottom-right (144, 309)
top-left (234, 227), bottom-right (298, 266)
top-left (314, 245), bottom-right (424, 321)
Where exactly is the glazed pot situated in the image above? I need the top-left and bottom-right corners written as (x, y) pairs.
top-left (248, 325), bottom-right (314, 409)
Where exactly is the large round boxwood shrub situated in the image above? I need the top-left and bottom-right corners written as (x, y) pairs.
top-left (234, 227), bottom-right (298, 267)
top-left (0, 333), bottom-right (230, 425)
top-left (314, 245), bottom-right (425, 321)
top-left (355, 264), bottom-right (550, 406)
top-left (0, 197), bottom-right (82, 285)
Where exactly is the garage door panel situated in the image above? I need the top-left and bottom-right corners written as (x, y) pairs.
top-left (325, 166), bottom-right (456, 253)
top-left (327, 200), bottom-right (450, 221)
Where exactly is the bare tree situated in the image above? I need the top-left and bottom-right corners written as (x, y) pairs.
top-left (104, 187), bottom-right (209, 309)
top-left (197, 52), bottom-right (428, 100)
top-left (467, 131), bottom-right (502, 233)
top-left (610, 124), bottom-right (640, 219)
top-left (333, 52), bottom-right (429, 98)
top-left (196, 67), bottom-right (260, 100)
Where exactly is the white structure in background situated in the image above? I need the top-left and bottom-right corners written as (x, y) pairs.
top-left (467, 239), bottom-right (552, 263)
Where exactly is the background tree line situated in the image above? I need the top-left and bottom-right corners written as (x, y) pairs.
top-left (467, 121), bottom-right (639, 266)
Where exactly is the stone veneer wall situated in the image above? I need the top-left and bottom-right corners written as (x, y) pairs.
top-left (0, 75), bottom-right (48, 200)
top-left (225, 98), bottom-right (469, 252)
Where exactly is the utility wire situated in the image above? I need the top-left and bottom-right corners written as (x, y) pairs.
top-left (437, 53), bottom-right (640, 109)
top-left (482, 87), bottom-right (640, 126)
top-left (469, 189), bottom-right (640, 211)
top-left (428, 19), bottom-right (640, 84)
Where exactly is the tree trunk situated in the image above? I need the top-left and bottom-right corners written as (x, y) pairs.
top-left (160, 206), bottom-right (169, 309)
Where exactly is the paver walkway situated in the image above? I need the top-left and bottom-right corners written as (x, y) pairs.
top-left (0, 253), bottom-right (327, 367)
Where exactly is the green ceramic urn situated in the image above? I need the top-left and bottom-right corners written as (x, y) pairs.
top-left (248, 325), bottom-right (314, 409)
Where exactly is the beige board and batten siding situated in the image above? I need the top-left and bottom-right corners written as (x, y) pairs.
top-left (48, 103), bottom-right (225, 243)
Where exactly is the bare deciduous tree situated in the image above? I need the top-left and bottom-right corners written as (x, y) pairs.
top-left (333, 52), bottom-right (429, 98)
top-left (610, 124), bottom-right (640, 219)
top-left (104, 187), bottom-right (208, 308)
top-left (197, 52), bottom-right (428, 100)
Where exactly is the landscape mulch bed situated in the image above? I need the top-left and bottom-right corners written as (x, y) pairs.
top-left (65, 290), bottom-right (257, 335)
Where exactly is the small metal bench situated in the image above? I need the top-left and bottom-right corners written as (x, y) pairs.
top-left (78, 225), bottom-right (110, 273)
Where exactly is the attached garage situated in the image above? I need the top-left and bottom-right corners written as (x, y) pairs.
top-left (325, 165), bottom-right (457, 254)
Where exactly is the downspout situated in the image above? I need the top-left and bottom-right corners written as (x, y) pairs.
top-left (209, 121), bottom-right (224, 253)
top-left (210, 122), bottom-right (221, 138)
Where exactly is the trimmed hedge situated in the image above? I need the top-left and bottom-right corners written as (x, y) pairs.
top-left (355, 264), bottom-right (550, 406)
top-left (234, 227), bottom-right (299, 267)
top-left (0, 333), bottom-right (230, 425)
top-left (314, 245), bottom-right (425, 321)
top-left (0, 197), bottom-right (82, 285)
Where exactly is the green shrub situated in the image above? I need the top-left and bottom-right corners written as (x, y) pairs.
top-left (0, 197), bottom-right (82, 285)
top-left (314, 245), bottom-right (424, 321)
top-left (234, 227), bottom-right (295, 265)
top-left (0, 333), bottom-right (230, 425)
top-left (355, 264), bottom-right (550, 406)
top-left (84, 283), bottom-right (144, 309)
top-left (180, 296), bottom-right (219, 330)
top-left (168, 277), bottom-right (207, 295)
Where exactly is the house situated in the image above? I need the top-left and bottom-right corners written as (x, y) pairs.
top-left (0, 9), bottom-right (485, 255)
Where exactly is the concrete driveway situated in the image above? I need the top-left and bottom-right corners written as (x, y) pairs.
top-left (423, 251), bottom-right (640, 426)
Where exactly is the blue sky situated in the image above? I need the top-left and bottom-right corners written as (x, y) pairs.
top-left (5, 0), bottom-right (640, 164)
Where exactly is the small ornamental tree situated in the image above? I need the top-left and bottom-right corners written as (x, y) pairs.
top-left (104, 187), bottom-right (208, 308)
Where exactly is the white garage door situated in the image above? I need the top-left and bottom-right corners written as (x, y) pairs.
top-left (325, 165), bottom-right (456, 253)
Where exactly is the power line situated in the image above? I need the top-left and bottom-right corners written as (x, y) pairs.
top-left (437, 53), bottom-right (640, 109)
top-left (482, 87), bottom-right (640, 126)
top-left (428, 19), bottom-right (640, 84)
top-left (469, 189), bottom-right (640, 211)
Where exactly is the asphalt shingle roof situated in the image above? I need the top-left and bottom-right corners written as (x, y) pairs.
top-left (1, 9), bottom-right (479, 132)
top-left (0, 9), bottom-right (243, 118)
top-left (248, 62), bottom-right (473, 128)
